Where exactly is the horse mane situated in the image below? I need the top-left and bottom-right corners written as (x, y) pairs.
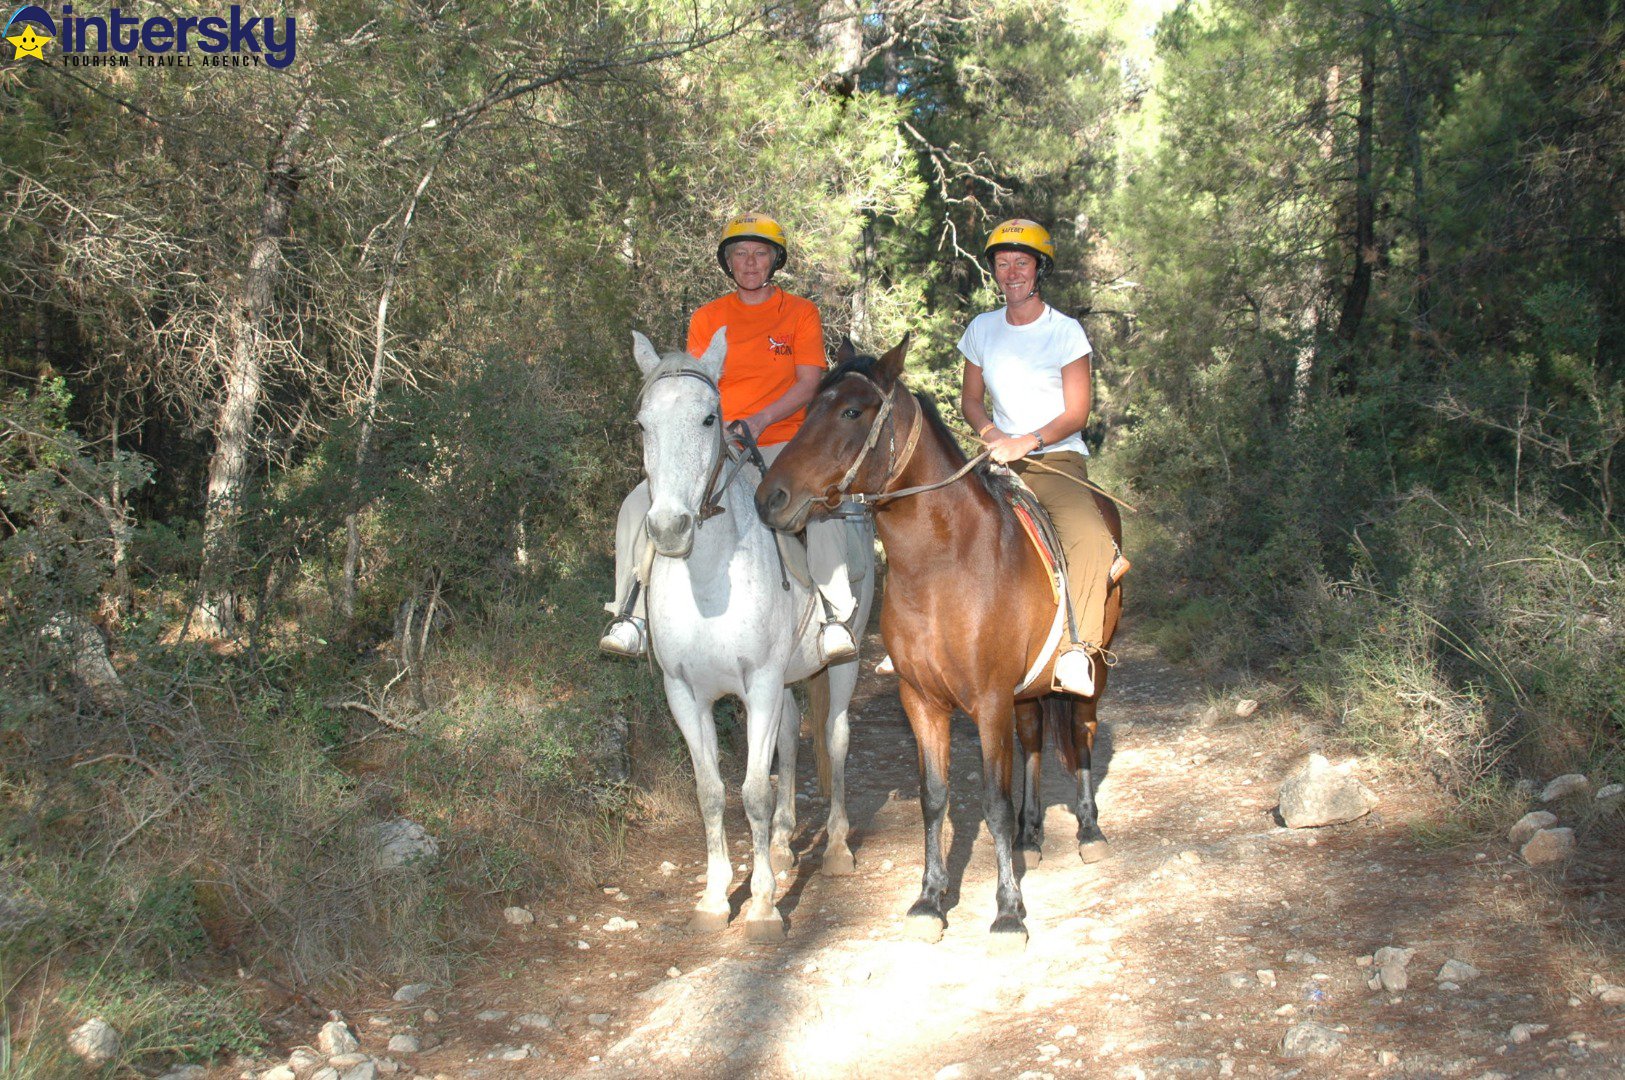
top-left (819, 354), bottom-right (1013, 504)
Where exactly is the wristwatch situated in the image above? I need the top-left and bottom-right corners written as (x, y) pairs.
top-left (1029, 431), bottom-right (1046, 452)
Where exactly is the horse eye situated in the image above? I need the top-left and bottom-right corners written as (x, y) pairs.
top-left (841, 407), bottom-right (862, 420)
top-left (702, 414), bottom-right (717, 427)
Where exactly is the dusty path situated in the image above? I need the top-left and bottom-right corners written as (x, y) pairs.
top-left (346, 635), bottom-right (1623, 1079)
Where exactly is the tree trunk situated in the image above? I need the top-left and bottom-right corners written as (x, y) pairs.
top-left (1385, 1), bottom-right (1431, 334)
top-left (341, 151), bottom-right (445, 620)
top-left (1337, 25), bottom-right (1377, 346)
top-left (192, 93), bottom-right (316, 636)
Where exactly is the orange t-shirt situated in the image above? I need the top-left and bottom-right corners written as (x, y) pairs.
top-left (687, 289), bottom-right (825, 446)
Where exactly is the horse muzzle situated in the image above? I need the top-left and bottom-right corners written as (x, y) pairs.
top-left (646, 508), bottom-right (695, 557)
top-left (754, 481), bottom-right (812, 533)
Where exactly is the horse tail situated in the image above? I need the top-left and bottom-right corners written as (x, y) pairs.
top-left (1045, 695), bottom-right (1079, 774)
top-left (809, 668), bottom-right (833, 798)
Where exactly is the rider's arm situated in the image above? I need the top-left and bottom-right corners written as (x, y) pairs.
top-left (742, 364), bottom-right (822, 438)
top-left (968, 354), bottom-right (1092, 465)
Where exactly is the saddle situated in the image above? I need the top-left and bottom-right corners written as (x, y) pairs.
top-left (1001, 473), bottom-right (1074, 694)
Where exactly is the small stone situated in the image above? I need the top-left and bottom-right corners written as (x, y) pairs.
top-left (1438, 981), bottom-right (1460, 991)
top-left (1056, 1025), bottom-right (1078, 1039)
top-left (372, 819), bottom-right (439, 868)
top-left (1279, 754), bottom-right (1378, 828)
top-left (392, 983), bottom-right (432, 1004)
top-left (503, 906), bottom-right (534, 925)
top-left (587, 1014), bottom-right (610, 1026)
top-left (499, 1046), bottom-right (531, 1061)
top-left (659, 861), bottom-right (678, 875)
top-left (317, 1021), bottom-right (359, 1056)
top-left (1279, 1021), bottom-right (1346, 1058)
top-left (667, 966), bottom-right (682, 978)
top-left (1222, 972), bottom-right (1252, 990)
top-left (1540, 774), bottom-right (1589, 802)
top-left (1595, 783), bottom-right (1623, 804)
top-left (1377, 1051), bottom-right (1399, 1066)
top-left (1274, 1004), bottom-right (1296, 1016)
top-left (1236, 699), bottom-right (1260, 717)
top-left (1284, 950), bottom-right (1319, 964)
top-left (603, 916), bottom-right (638, 932)
top-left (1520, 827), bottom-right (1576, 864)
top-left (67, 1018), bottom-right (121, 1066)
top-left (373, 1062), bottom-right (401, 1076)
top-left (289, 1048), bottom-right (324, 1072)
top-left (421, 1010), bottom-right (439, 1024)
top-left (934, 1067), bottom-right (969, 1080)
top-left (881, 859), bottom-right (895, 872)
top-left (1509, 1023), bottom-right (1549, 1044)
top-left (515, 1014), bottom-right (553, 1030)
top-left (1508, 811), bottom-right (1559, 847)
top-left (1437, 959), bottom-right (1481, 983)
top-left (387, 1035), bottom-right (420, 1054)
top-left (1256, 970), bottom-right (1276, 988)
top-left (262, 1068), bottom-right (297, 1080)
top-left (577, 940), bottom-right (590, 950)
top-left (1599, 987), bottom-right (1625, 1006)
top-left (328, 1055), bottom-right (368, 1069)
top-left (338, 1063), bottom-right (375, 1080)
top-left (1179, 850), bottom-right (1203, 865)
top-left (308, 1070), bottom-right (338, 1080)
top-left (475, 1010), bottom-right (509, 1022)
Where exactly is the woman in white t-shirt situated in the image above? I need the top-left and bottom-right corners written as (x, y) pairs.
top-left (958, 218), bottom-right (1118, 697)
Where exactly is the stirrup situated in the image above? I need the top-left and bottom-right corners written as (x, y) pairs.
top-left (598, 616), bottom-right (648, 659)
top-left (1052, 646), bottom-right (1096, 697)
top-left (820, 621), bottom-right (858, 664)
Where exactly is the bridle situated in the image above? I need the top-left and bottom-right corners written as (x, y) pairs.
top-left (822, 372), bottom-right (989, 509)
top-left (639, 365), bottom-right (760, 524)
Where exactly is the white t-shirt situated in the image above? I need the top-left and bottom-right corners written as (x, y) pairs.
top-left (958, 305), bottom-right (1093, 456)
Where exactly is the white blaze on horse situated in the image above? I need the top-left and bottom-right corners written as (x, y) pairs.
top-left (629, 329), bottom-right (875, 941)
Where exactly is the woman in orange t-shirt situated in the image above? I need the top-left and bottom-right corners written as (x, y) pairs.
top-left (600, 214), bottom-right (864, 664)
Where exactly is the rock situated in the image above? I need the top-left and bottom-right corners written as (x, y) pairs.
top-left (1508, 1023), bottom-right (1549, 1044)
top-left (392, 983), bottom-right (432, 1003)
top-left (587, 1014), bottom-right (610, 1026)
top-left (262, 1068), bottom-right (297, 1080)
top-left (328, 1055), bottom-right (368, 1068)
top-left (1278, 755), bottom-right (1377, 828)
top-left (1599, 986), bottom-right (1625, 1006)
top-left (317, 1021), bottom-right (360, 1056)
top-left (1222, 972), bottom-right (1253, 990)
top-left (1283, 949), bottom-right (1318, 964)
top-left (500, 1046), bottom-right (532, 1061)
top-left (387, 1035), bottom-right (420, 1054)
top-left (67, 1017), bottom-right (121, 1065)
top-left (1235, 699), bottom-right (1260, 717)
top-left (308, 1070), bottom-right (338, 1080)
top-left (603, 916), bottom-right (638, 932)
top-left (1437, 959), bottom-right (1480, 983)
top-left (1594, 782), bottom-right (1622, 803)
top-left (41, 612), bottom-right (125, 704)
top-left (1508, 811), bottom-right (1559, 846)
top-left (666, 966), bottom-right (682, 978)
top-left (659, 861), bottom-right (678, 876)
top-left (503, 906), bottom-right (534, 925)
top-left (1373, 946), bottom-right (1414, 992)
top-left (1540, 774), bottom-right (1589, 802)
top-left (372, 819), bottom-right (439, 868)
top-left (1279, 1021), bottom-right (1346, 1058)
top-left (161, 1067), bottom-right (208, 1080)
top-left (934, 1066), bottom-right (969, 1080)
top-left (1200, 705), bottom-right (1220, 723)
top-left (289, 1048), bottom-right (324, 1072)
top-left (1519, 827), bottom-right (1575, 865)
top-left (515, 1014), bottom-right (553, 1030)
top-left (474, 1010), bottom-right (508, 1022)
top-left (1256, 970), bottom-right (1277, 988)
top-left (338, 1062), bottom-right (375, 1080)
top-left (421, 1009), bottom-right (439, 1024)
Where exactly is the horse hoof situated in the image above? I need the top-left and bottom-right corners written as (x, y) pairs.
top-left (904, 914), bottom-right (945, 943)
top-left (745, 917), bottom-right (786, 944)
top-left (769, 846), bottom-right (795, 874)
top-left (988, 917), bottom-right (1028, 955)
top-left (687, 910), bottom-right (730, 934)
top-left (822, 847), bottom-right (856, 877)
top-left (1078, 839), bottom-right (1112, 864)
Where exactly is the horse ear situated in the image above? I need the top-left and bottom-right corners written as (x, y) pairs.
top-left (876, 332), bottom-right (911, 385)
top-left (695, 326), bottom-right (728, 381)
top-left (632, 331), bottom-right (663, 378)
top-left (835, 338), bottom-right (857, 366)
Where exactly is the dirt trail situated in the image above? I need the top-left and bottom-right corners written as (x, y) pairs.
top-left (350, 634), bottom-right (1623, 1079)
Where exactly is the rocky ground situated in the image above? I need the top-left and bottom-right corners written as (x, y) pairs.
top-left (245, 634), bottom-right (1621, 1080)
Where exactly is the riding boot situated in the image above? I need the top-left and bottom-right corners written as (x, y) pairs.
top-left (819, 615), bottom-right (858, 664)
top-left (1052, 643), bottom-right (1096, 697)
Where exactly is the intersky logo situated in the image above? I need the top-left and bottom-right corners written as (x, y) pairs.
top-left (4, 4), bottom-right (298, 68)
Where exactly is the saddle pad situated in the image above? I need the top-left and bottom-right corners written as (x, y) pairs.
top-left (776, 531), bottom-right (813, 591)
top-left (1007, 488), bottom-right (1063, 605)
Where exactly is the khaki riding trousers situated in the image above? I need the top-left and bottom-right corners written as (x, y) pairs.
top-left (607, 442), bottom-right (861, 626)
top-left (1010, 450), bottom-right (1116, 649)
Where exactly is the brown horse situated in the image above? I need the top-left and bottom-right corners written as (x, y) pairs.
top-left (755, 338), bottom-right (1122, 951)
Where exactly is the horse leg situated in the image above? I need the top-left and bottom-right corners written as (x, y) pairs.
top-left (819, 664), bottom-right (858, 876)
top-left (664, 676), bottom-right (731, 933)
top-left (973, 693), bottom-right (1028, 953)
top-left (900, 681), bottom-right (951, 943)
top-left (1015, 698), bottom-right (1044, 861)
top-left (1068, 676), bottom-right (1111, 863)
top-left (769, 687), bottom-right (798, 874)
top-left (741, 678), bottom-right (788, 942)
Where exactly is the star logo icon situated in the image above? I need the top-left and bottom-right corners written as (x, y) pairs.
top-left (6, 22), bottom-right (50, 59)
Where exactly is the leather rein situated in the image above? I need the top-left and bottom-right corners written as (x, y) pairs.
top-left (824, 373), bottom-right (991, 510)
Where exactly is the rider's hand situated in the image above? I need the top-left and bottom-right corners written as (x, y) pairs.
top-left (986, 431), bottom-right (1040, 464)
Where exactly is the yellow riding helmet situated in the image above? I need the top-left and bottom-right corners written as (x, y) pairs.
top-left (717, 212), bottom-right (789, 276)
top-left (983, 218), bottom-right (1055, 278)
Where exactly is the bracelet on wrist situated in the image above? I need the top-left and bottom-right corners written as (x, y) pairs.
top-left (1029, 431), bottom-right (1046, 452)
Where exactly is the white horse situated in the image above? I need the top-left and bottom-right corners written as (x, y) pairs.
top-left (629, 329), bottom-right (875, 942)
